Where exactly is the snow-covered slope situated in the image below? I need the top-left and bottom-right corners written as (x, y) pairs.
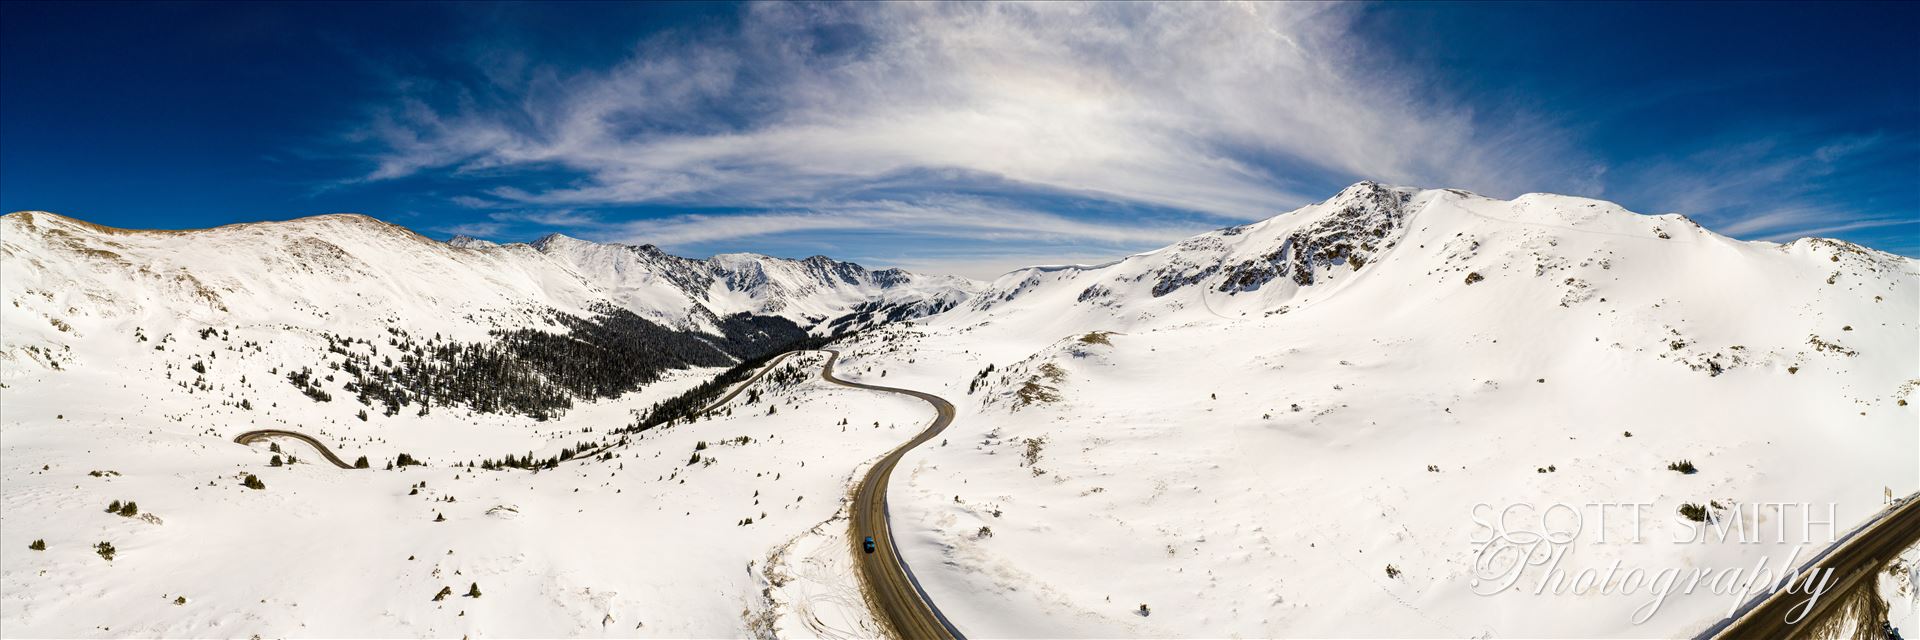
top-left (3, 182), bottom-right (1914, 638)
top-left (521, 232), bottom-right (976, 333)
top-left (0, 210), bottom-right (981, 422)
top-left (0, 211), bottom-right (976, 637)
top-left (953, 181), bottom-right (1916, 341)
top-left (0, 347), bottom-right (935, 637)
top-left (835, 182), bottom-right (1920, 637)
top-left (0, 212), bottom-right (977, 354)
top-left (1, 212), bottom-right (597, 349)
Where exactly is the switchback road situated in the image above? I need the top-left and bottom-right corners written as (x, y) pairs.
top-left (232, 429), bottom-right (358, 469)
top-left (230, 349), bottom-right (963, 638)
top-left (681, 348), bottom-right (964, 638)
top-left (698, 350), bottom-right (801, 413)
top-left (818, 350), bottom-right (965, 640)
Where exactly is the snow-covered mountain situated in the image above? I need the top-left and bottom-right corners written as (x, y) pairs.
top-left (0, 209), bottom-right (986, 638)
top-left (3, 183), bottom-right (1914, 638)
top-left (516, 231), bottom-right (976, 333)
top-left (959, 181), bottom-right (1915, 335)
top-left (0, 211), bottom-right (978, 387)
top-left (0, 211), bottom-right (975, 341)
top-left (840, 182), bottom-right (1920, 637)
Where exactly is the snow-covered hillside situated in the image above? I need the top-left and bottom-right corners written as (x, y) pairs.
top-left (0, 348), bottom-right (938, 637)
top-left (0, 209), bottom-right (978, 423)
top-left (2, 181), bottom-right (1914, 638)
top-left (834, 183), bottom-right (1920, 637)
top-left (0, 209), bottom-right (980, 636)
top-left (521, 232), bottom-right (975, 334)
top-left (0, 211), bottom-right (976, 355)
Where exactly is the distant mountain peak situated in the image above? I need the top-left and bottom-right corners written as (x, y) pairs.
top-left (530, 232), bottom-right (588, 251)
top-left (447, 235), bottom-right (498, 249)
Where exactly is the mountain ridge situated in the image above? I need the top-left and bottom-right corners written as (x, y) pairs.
top-left (1, 209), bottom-right (981, 337)
top-left (7, 182), bottom-right (1911, 380)
top-left (8, 179), bottom-right (1908, 284)
top-left (2, 184), bottom-right (1915, 636)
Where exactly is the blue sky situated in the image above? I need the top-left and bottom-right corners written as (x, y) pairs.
top-left (3, 2), bottom-right (1915, 278)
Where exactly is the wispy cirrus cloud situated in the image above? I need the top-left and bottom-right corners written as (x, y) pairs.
top-left (349, 1), bottom-right (1916, 272)
top-left (432, 221), bottom-right (509, 238)
top-left (355, 3), bottom-right (1593, 222)
top-left (1604, 131), bottom-right (1917, 246)
top-left (462, 195), bottom-right (1207, 278)
top-left (605, 197), bottom-right (1202, 247)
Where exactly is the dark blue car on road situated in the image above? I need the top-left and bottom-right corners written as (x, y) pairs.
top-left (863, 536), bottom-right (876, 554)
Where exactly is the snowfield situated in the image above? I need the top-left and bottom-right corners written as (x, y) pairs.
top-left (2, 182), bottom-right (1915, 637)
top-left (2, 350), bottom-right (930, 637)
top-left (837, 184), bottom-right (1920, 637)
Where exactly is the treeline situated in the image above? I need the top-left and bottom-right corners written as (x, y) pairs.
top-left (620, 332), bottom-right (845, 434)
top-left (823, 298), bottom-right (959, 334)
top-left (465, 328), bottom-right (850, 473)
top-left (473, 439), bottom-right (606, 471)
top-left (290, 304), bottom-right (807, 420)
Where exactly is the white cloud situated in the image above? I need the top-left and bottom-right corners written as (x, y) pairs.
top-left (357, 2), bottom-right (1595, 221)
top-left (1754, 218), bottom-right (1919, 243)
top-left (431, 221), bottom-right (508, 238)
top-left (855, 250), bottom-right (1136, 282)
top-left (1604, 133), bottom-right (1910, 245)
top-left (1718, 207), bottom-right (1831, 237)
top-left (604, 197), bottom-right (1201, 248)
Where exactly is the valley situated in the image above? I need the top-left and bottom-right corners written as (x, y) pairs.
top-left (2, 183), bottom-right (1916, 637)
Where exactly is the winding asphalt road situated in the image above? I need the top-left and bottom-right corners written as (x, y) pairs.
top-left (1697, 492), bottom-right (1920, 639)
top-left (232, 429), bottom-right (359, 469)
top-left (813, 350), bottom-right (965, 640)
top-left (644, 347), bottom-right (964, 638)
top-left (231, 349), bottom-right (960, 637)
top-left (229, 353), bottom-right (808, 468)
top-left (697, 350), bottom-right (802, 414)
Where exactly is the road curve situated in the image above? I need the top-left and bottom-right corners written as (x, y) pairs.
top-left (816, 350), bottom-right (965, 640)
top-left (232, 429), bottom-right (359, 469)
top-left (230, 349), bottom-right (964, 638)
top-left (232, 352), bottom-right (805, 471)
top-left (698, 351), bottom-right (803, 414)
top-left (1698, 492), bottom-right (1920, 638)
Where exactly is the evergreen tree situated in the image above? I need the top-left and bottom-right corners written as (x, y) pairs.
top-left (354, 455), bottom-right (370, 469)
top-left (270, 454), bottom-right (283, 467)
top-left (466, 582), bottom-right (481, 598)
top-left (106, 500), bottom-right (122, 514)
top-left (284, 308), bottom-right (807, 422)
top-left (242, 474), bottom-right (266, 490)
